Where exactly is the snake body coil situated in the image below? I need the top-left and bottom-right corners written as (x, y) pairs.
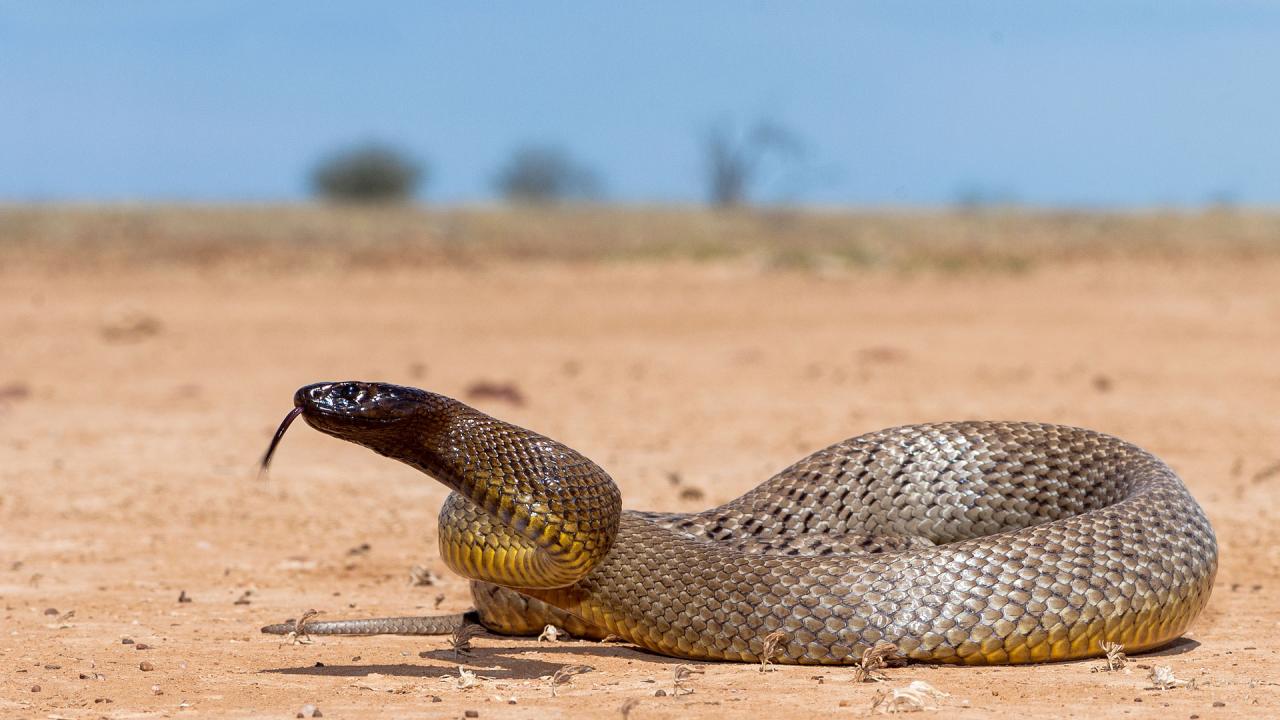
top-left (263, 381), bottom-right (1217, 665)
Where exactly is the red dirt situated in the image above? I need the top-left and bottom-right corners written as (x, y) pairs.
top-left (2, 258), bottom-right (1278, 718)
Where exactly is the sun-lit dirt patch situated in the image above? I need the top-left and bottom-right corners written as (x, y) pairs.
top-left (1, 239), bottom-right (1278, 717)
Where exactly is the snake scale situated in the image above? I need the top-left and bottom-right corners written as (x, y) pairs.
top-left (260, 381), bottom-right (1217, 665)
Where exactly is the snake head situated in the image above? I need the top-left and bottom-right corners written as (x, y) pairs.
top-left (261, 381), bottom-right (459, 476)
top-left (295, 381), bottom-right (433, 430)
top-left (291, 381), bottom-right (456, 460)
top-left (262, 381), bottom-right (432, 475)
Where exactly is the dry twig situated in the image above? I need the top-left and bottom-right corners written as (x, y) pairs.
top-left (853, 643), bottom-right (901, 683)
top-left (451, 622), bottom-right (483, 657)
top-left (549, 664), bottom-right (593, 697)
top-left (281, 609), bottom-right (320, 646)
top-left (672, 664), bottom-right (704, 697)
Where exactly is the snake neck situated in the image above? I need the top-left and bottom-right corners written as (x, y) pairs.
top-left (303, 389), bottom-right (623, 590)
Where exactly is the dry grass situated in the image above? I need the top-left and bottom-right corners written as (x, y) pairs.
top-left (1097, 641), bottom-right (1127, 672)
top-left (449, 621), bottom-right (483, 658)
top-left (548, 664), bottom-right (593, 697)
top-left (853, 642), bottom-right (903, 682)
top-left (4, 204), bottom-right (1280, 273)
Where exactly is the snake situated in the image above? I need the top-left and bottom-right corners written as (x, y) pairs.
top-left (259, 381), bottom-right (1217, 665)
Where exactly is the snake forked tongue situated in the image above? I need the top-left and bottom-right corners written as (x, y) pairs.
top-left (258, 406), bottom-right (305, 477)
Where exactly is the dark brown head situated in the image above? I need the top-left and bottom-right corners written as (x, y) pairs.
top-left (260, 381), bottom-right (453, 473)
top-left (296, 381), bottom-right (432, 429)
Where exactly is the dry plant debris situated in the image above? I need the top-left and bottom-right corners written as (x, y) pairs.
top-left (672, 664), bottom-right (704, 697)
top-left (455, 666), bottom-right (480, 690)
top-left (538, 624), bottom-right (566, 642)
top-left (549, 664), bottom-right (594, 697)
top-left (408, 565), bottom-right (437, 586)
top-left (618, 697), bottom-right (641, 718)
top-left (870, 680), bottom-right (949, 713)
top-left (1149, 665), bottom-right (1193, 690)
top-left (451, 621), bottom-right (483, 657)
top-left (759, 630), bottom-right (788, 672)
top-left (1093, 641), bottom-right (1128, 672)
top-left (281, 609), bottom-right (320, 645)
top-left (853, 642), bottom-right (902, 683)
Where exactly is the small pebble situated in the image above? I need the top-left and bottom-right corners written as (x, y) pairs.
top-left (177, 590), bottom-right (191, 603)
top-left (121, 637), bottom-right (135, 645)
top-left (464, 711), bottom-right (479, 718)
top-left (139, 661), bottom-right (155, 671)
top-left (43, 608), bottom-right (58, 616)
top-left (30, 685), bottom-right (41, 693)
top-left (296, 704), bottom-right (322, 718)
top-left (429, 695), bottom-right (442, 702)
top-left (654, 689), bottom-right (667, 697)
top-left (151, 684), bottom-right (163, 695)
top-left (44, 664), bottom-right (61, 670)
top-left (1213, 702), bottom-right (1226, 708)
top-left (135, 643), bottom-right (151, 650)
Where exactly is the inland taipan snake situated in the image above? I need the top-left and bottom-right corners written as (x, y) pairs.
top-left (260, 381), bottom-right (1217, 665)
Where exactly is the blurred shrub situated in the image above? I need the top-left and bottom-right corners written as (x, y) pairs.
top-left (493, 145), bottom-right (603, 204)
top-left (703, 118), bottom-right (805, 208)
top-left (311, 144), bottom-right (425, 203)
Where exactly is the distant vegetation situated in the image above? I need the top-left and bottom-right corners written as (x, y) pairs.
top-left (310, 117), bottom-right (823, 208)
top-left (7, 206), bottom-right (1280, 273)
top-left (493, 145), bottom-right (603, 204)
top-left (703, 118), bottom-right (807, 207)
top-left (311, 143), bottom-right (425, 203)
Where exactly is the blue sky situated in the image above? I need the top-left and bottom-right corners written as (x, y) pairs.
top-left (3, 2), bottom-right (1279, 206)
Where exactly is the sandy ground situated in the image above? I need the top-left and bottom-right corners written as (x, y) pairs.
top-left (2, 255), bottom-right (1279, 718)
